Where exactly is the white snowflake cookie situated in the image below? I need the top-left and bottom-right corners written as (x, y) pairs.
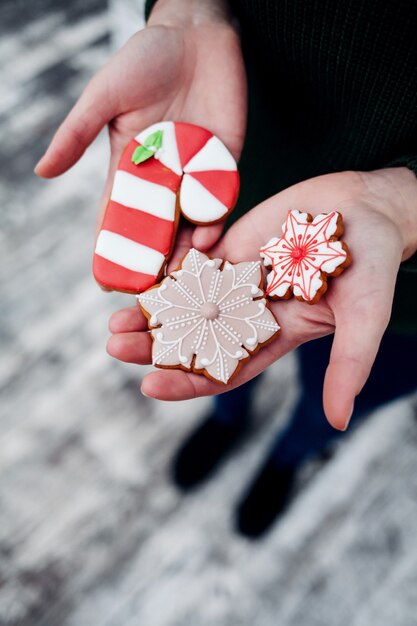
top-left (138, 248), bottom-right (280, 384)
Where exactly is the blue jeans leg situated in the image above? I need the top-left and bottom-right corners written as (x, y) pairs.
top-left (269, 330), bottom-right (417, 467)
top-left (213, 375), bottom-right (262, 427)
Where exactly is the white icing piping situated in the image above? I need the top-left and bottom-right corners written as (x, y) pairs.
top-left (139, 249), bottom-right (279, 383)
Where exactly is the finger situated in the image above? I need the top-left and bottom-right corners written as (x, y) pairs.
top-left (141, 369), bottom-right (215, 400)
top-left (35, 71), bottom-right (117, 178)
top-left (141, 326), bottom-right (297, 401)
top-left (107, 332), bottom-right (152, 364)
top-left (108, 306), bottom-right (147, 334)
top-left (34, 25), bottom-right (185, 178)
top-left (166, 224), bottom-right (194, 273)
top-left (191, 223), bottom-right (225, 251)
top-left (141, 361), bottom-right (257, 401)
top-left (323, 299), bottom-right (392, 431)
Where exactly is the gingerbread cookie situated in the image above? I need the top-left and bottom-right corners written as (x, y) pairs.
top-left (93, 121), bottom-right (240, 294)
top-left (260, 210), bottom-right (351, 304)
top-left (137, 248), bottom-right (280, 384)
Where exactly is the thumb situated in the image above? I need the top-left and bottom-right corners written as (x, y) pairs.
top-left (34, 69), bottom-right (117, 178)
top-left (323, 297), bottom-right (392, 431)
top-left (191, 223), bottom-right (225, 251)
top-left (34, 25), bottom-right (183, 179)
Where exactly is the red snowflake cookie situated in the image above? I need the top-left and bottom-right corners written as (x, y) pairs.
top-left (260, 210), bottom-right (351, 304)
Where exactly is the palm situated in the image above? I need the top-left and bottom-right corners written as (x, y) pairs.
top-left (216, 171), bottom-right (400, 351)
top-left (36, 20), bottom-right (246, 251)
top-left (107, 24), bottom-right (246, 158)
top-left (108, 172), bottom-right (403, 429)
top-left (102, 23), bottom-right (246, 249)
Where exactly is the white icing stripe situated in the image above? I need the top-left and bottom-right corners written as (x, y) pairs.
top-left (135, 121), bottom-right (182, 176)
top-left (111, 170), bottom-right (177, 220)
top-left (180, 175), bottom-right (228, 222)
top-left (183, 136), bottom-right (237, 173)
top-left (95, 231), bottom-right (165, 275)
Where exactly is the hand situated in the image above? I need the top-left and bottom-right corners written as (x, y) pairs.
top-left (34, 0), bottom-right (247, 251)
top-left (107, 168), bottom-right (417, 430)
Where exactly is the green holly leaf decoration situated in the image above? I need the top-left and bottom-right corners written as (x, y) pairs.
top-left (131, 146), bottom-right (155, 165)
top-left (131, 129), bottom-right (164, 165)
top-left (144, 129), bottom-right (163, 150)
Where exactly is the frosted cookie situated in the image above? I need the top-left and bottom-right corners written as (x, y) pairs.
top-left (137, 248), bottom-right (280, 385)
top-left (260, 210), bottom-right (351, 304)
top-left (93, 121), bottom-right (240, 294)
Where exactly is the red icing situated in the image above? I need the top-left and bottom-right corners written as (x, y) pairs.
top-left (175, 123), bottom-right (212, 168)
top-left (291, 246), bottom-right (307, 261)
top-left (189, 170), bottom-right (240, 208)
top-left (118, 139), bottom-right (181, 191)
top-left (93, 255), bottom-right (157, 293)
top-left (102, 201), bottom-right (175, 255)
top-left (261, 211), bottom-right (348, 302)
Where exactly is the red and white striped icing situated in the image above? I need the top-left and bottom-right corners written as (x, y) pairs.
top-left (93, 121), bottom-right (239, 293)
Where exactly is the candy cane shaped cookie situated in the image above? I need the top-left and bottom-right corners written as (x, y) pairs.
top-left (93, 121), bottom-right (239, 293)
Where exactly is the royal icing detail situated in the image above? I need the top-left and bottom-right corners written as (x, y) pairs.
top-left (137, 249), bottom-right (280, 384)
top-left (93, 121), bottom-right (240, 293)
top-left (260, 210), bottom-right (349, 303)
top-left (131, 129), bottom-right (164, 164)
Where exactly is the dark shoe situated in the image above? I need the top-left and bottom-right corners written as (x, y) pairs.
top-left (172, 414), bottom-right (249, 490)
top-left (235, 460), bottom-right (297, 538)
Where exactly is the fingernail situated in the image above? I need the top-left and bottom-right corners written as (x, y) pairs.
top-left (342, 401), bottom-right (355, 431)
top-left (34, 157), bottom-right (44, 174)
top-left (140, 385), bottom-right (150, 398)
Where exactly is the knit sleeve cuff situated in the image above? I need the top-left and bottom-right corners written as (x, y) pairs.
top-left (384, 154), bottom-right (417, 178)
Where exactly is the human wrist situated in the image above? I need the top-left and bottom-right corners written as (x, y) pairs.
top-left (148, 0), bottom-right (233, 28)
top-left (358, 168), bottom-right (417, 261)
